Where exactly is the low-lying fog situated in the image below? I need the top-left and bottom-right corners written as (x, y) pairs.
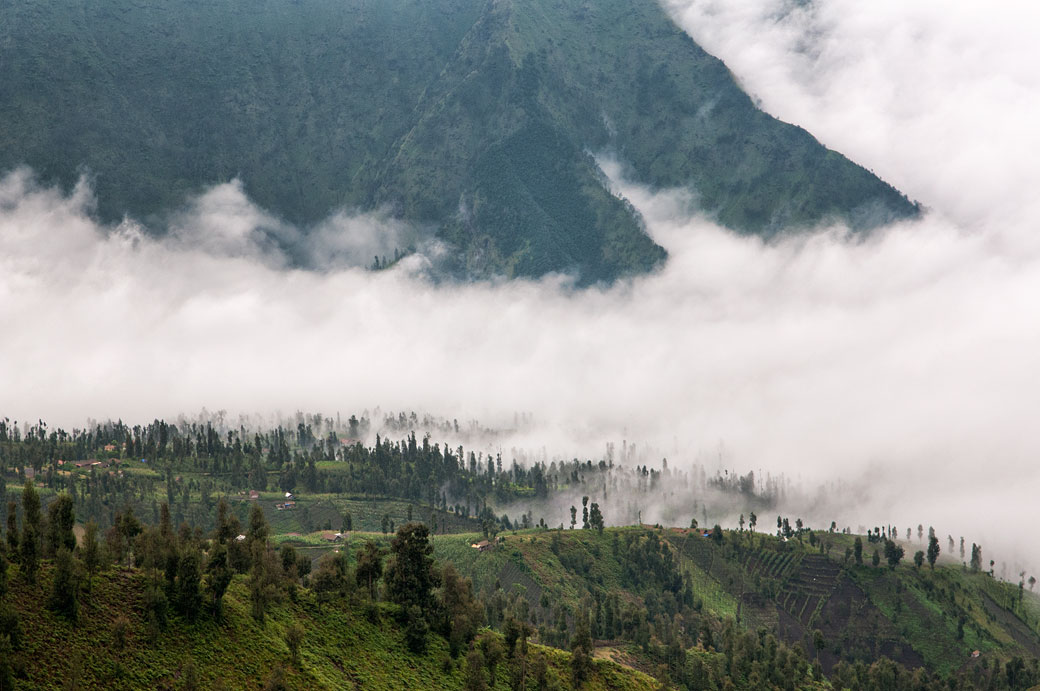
top-left (1, 0), bottom-right (1038, 574)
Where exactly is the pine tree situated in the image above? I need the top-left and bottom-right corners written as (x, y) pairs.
top-left (884, 539), bottom-right (904, 568)
top-left (82, 520), bottom-right (101, 593)
top-left (21, 481), bottom-right (40, 535)
top-left (205, 542), bottom-right (233, 618)
top-left (404, 604), bottom-right (429, 654)
top-left (310, 553), bottom-right (346, 609)
top-left (927, 535), bottom-right (940, 570)
top-left (0, 548), bottom-right (7, 600)
top-left (48, 546), bottom-right (79, 621)
top-left (588, 502), bottom-right (604, 533)
top-left (970, 543), bottom-right (983, 572)
top-left (245, 503), bottom-right (278, 622)
top-left (439, 563), bottom-right (482, 657)
top-left (479, 633), bottom-right (504, 687)
top-left (570, 610), bottom-right (593, 687)
top-left (355, 541), bottom-right (384, 599)
top-left (247, 504), bottom-right (269, 563)
top-left (46, 493), bottom-right (76, 556)
top-left (286, 622), bottom-right (305, 666)
top-left (249, 545), bottom-right (281, 623)
top-left (20, 524), bottom-right (38, 583)
top-left (215, 498), bottom-right (233, 544)
top-left (464, 649), bottom-right (487, 691)
top-left (386, 523), bottom-right (438, 613)
top-left (21, 481), bottom-right (41, 578)
top-left (5, 501), bottom-right (18, 558)
top-left (176, 548), bottom-right (203, 621)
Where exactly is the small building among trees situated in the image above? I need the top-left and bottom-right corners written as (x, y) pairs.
top-left (470, 540), bottom-right (492, 552)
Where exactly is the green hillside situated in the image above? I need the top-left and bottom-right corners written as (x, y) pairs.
top-left (0, 0), bottom-right (917, 282)
top-left (4, 418), bottom-right (1037, 689)
top-left (440, 527), bottom-right (1040, 689)
top-left (1, 560), bottom-right (655, 690)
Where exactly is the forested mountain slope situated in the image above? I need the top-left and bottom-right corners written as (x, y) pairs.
top-left (0, 0), bottom-right (917, 282)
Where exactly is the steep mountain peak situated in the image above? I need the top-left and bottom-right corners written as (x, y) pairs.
top-left (0, 0), bottom-right (916, 283)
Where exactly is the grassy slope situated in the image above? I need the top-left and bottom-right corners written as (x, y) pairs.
top-left (848, 561), bottom-right (1040, 673)
top-left (438, 529), bottom-right (643, 612)
top-left (5, 561), bottom-right (656, 690)
top-left (683, 530), bottom-right (1040, 675)
top-left (251, 491), bottom-right (480, 536)
top-left (439, 526), bottom-right (1040, 677)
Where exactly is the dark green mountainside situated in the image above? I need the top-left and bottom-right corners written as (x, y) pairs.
top-left (0, 0), bottom-right (917, 281)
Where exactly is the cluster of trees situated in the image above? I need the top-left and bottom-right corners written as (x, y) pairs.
top-left (832, 655), bottom-right (1040, 691)
top-left (567, 496), bottom-right (604, 532)
top-left (0, 478), bottom-right (491, 653)
top-left (912, 535), bottom-right (942, 571)
top-left (0, 414), bottom-right (811, 548)
top-left (0, 417), bottom-right (564, 534)
top-left (678, 620), bottom-right (820, 690)
top-left (1, 481), bottom-right (95, 683)
top-left (848, 535), bottom-right (908, 569)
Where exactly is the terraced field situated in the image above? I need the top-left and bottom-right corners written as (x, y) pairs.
top-left (743, 549), bottom-right (802, 583)
top-left (777, 554), bottom-right (843, 628)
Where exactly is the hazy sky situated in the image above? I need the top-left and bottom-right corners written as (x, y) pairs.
top-left (1, 0), bottom-right (1038, 569)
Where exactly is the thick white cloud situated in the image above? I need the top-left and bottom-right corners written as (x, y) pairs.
top-left (657, 0), bottom-right (1040, 570)
top-left (662, 0), bottom-right (1040, 235)
top-left (1, 0), bottom-right (1039, 571)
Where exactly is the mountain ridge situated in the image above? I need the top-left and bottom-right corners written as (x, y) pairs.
top-left (0, 0), bottom-right (917, 282)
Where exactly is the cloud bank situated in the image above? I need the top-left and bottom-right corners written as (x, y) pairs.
top-left (1, 0), bottom-right (1039, 570)
top-left (663, 0), bottom-right (1040, 235)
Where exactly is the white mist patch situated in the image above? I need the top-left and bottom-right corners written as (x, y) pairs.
top-left (2, 2), bottom-right (1039, 573)
top-left (161, 178), bottom-right (441, 270)
top-left (168, 180), bottom-right (291, 264)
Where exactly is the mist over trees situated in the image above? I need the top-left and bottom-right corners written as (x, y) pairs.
top-left (0, 412), bottom-right (1036, 690)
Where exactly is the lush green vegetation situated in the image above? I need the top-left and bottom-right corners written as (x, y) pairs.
top-left (1, 544), bottom-right (656, 689)
top-left (2, 415), bottom-right (1038, 690)
top-left (0, 0), bottom-right (916, 283)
